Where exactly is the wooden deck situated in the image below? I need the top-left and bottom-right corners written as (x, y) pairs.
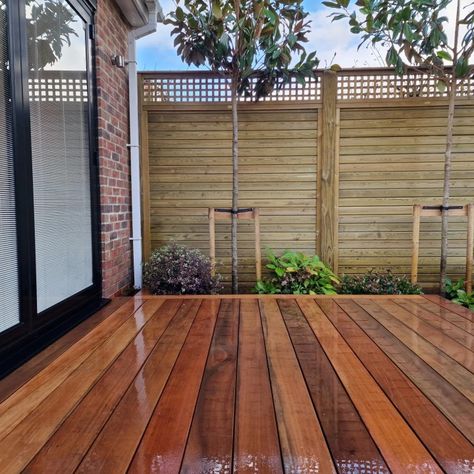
top-left (0, 295), bottom-right (473, 473)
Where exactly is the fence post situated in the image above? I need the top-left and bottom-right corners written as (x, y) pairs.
top-left (139, 74), bottom-right (152, 261)
top-left (319, 70), bottom-right (339, 273)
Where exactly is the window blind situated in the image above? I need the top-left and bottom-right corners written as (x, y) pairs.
top-left (0, 0), bottom-right (20, 332)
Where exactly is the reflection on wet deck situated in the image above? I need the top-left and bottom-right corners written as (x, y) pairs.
top-left (0, 294), bottom-right (473, 473)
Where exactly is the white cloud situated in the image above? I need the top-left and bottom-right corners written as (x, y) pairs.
top-left (305, 9), bottom-right (386, 68)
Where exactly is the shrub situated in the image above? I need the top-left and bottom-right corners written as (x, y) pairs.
top-left (339, 270), bottom-right (422, 295)
top-left (445, 278), bottom-right (474, 310)
top-left (254, 250), bottom-right (339, 295)
top-left (143, 243), bottom-right (222, 295)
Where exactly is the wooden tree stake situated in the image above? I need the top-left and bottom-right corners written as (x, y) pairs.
top-left (209, 208), bottom-right (216, 277)
top-left (208, 208), bottom-right (262, 283)
top-left (254, 208), bottom-right (262, 281)
top-left (411, 203), bottom-right (474, 292)
top-left (466, 204), bottom-right (474, 293)
top-left (411, 205), bottom-right (422, 284)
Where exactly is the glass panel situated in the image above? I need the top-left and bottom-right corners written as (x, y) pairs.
top-left (27, 0), bottom-right (93, 312)
top-left (0, 0), bottom-right (20, 331)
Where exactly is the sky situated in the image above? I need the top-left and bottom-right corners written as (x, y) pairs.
top-left (137, 0), bottom-right (462, 71)
top-left (136, 0), bottom-right (388, 71)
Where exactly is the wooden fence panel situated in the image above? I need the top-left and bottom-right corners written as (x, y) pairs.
top-left (338, 105), bottom-right (474, 289)
top-left (145, 107), bottom-right (319, 290)
top-left (140, 70), bottom-right (474, 292)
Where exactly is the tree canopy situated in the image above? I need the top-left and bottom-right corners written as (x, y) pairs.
top-left (325, 0), bottom-right (473, 83)
top-left (165, 0), bottom-right (319, 99)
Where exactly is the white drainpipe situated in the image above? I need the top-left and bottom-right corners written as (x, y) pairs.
top-left (128, 1), bottom-right (163, 289)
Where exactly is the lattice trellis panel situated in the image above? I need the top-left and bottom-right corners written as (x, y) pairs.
top-left (28, 72), bottom-right (88, 103)
top-left (141, 69), bottom-right (474, 104)
top-left (142, 72), bottom-right (321, 103)
top-left (338, 69), bottom-right (474, 101)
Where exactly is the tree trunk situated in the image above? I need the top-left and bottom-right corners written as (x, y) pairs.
top-left (231, 78), bottom-right (239, 294)
top-left (439, 80), bottom-right (457, 295)
top-left (439, 0), bottom-right (460, 296)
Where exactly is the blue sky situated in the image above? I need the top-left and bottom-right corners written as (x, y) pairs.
top-left (137, 0), bottom-right (386, 71)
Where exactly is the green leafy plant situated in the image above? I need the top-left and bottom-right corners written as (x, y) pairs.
top-left (444, 277), bottom-right (465, 299)
top-left (339, 270), bottom-right (422, 295)
top-left (254, 250), bottom-right (339, 295)
top-left (166, 0), bottom-right (319, 293)
top-left (324, 0), bottom-right (474, 294)
top-left (444, 278), bottom-right (474, 310)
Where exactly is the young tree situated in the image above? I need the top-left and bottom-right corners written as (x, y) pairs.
top-left (326, 0), bottom-right (474, 294)
top-left (166, 0), bottom-right (318, 293)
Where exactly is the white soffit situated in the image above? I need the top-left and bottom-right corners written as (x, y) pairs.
top-left (114, 0), bottom-right (157, 27)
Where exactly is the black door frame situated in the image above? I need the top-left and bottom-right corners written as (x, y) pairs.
top-left (0, 0), bottom-right (104, 377)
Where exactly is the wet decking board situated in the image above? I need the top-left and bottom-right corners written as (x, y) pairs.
top-left (394, 298), bottom-right (474, 350)
top-left (326, 299), bottom-right (474, 473)
top-left (278, 299), bottom-right (389, 473)
top-left (339, 298), bottom-right (474, 448)
top-left (356, 299), bottom-right (474, 402)
top-left (26, 299), bottom-right (185, 473)
top-left (76, 299), bottom-right (199, 473)
top-left (233, 299), bottom-right (283, 473)
top-left (0, 295), bottom-right (472, 473)
top-left (181, 299), bottom-right (238, 473)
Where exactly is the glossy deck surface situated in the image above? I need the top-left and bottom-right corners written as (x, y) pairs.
top-left (0, 295), bottom-right (473, 473)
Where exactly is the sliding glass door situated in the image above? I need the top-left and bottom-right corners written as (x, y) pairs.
top-left (0, 0), bottom-right (20, 332)
top-left (0, 0), bottom-right (100, 376)
top-left (28, 0), bottom-right (94, 312)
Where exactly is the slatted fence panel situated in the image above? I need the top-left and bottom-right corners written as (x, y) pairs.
top-left (141, 70), bottom-right (474, 292)
top-left (146, 107), bottom-right (318, 290)
top-left (338, 105), bottom-right (474, 288)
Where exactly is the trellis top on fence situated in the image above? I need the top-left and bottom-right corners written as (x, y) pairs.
top-left (140, 68), bottom-right (474, 104)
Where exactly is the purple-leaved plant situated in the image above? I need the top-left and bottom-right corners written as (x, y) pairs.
top-left (143, 243), bottom-right (223, 295)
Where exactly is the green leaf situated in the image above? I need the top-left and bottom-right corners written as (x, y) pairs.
top-left (436, 50), bottom-right (452, 61)
top-left (212, 1), bottom-right (222, 20)
top-left (272, 48), bottom-right (281, 59)
top-left (322, 1), bottom-right (341, 8)
top-left (429, 28), bottom-right (441, 47)
top-left (436, 80), bottom-right (447, 93)
top-left (295, 75), bottom-right (306, 85)
top-left (400, 7), bottom-right (411, 21)
top-left (386, 46), bottom-right (399, 66)
top-left (275, 267), bottom-right (285, 277)
top-left (175, 6), bottom-right (184, 21)
top-left (264, 8), bottom-right (278, 25)
top-left (331, 13), bottom-right (347, 21)
top-left (403, 23), bottom-right (414, 41)
top-left (455, 58), bottom-right (470, 77)
top-left (288, 33), bottom-right (297, 47)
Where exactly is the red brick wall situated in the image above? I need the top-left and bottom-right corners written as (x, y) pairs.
top-left (95, 0), bottom-right (133, 297)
